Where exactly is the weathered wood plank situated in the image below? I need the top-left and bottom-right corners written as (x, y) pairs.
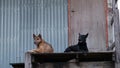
top-left (114, 9), bottom-right (120, 67)
top-left (114, 6), bottom-right (120, 68)
top-left (27, 52), bottom-right (114, 63)
top-left (25, 52), bottom-right (32, 68)
top-left (111, 0), bottom-right (120, 67)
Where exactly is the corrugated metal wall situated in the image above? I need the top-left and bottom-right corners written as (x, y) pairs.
top-left (0, 0), bottom-right (68, 68)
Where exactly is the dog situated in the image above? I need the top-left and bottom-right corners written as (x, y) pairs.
top-left (64, 33), bottom-right (88, 52)
top-left (29, 34), bottom-right (54, 53)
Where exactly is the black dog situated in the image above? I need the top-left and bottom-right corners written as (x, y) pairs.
top-left (64, 33), bottom-right (88, 52)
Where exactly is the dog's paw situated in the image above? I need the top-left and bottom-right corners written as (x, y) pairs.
top-left (27, 50), bottom-right (36, 53)
top-left (27, 50), bottom-right (33, 53)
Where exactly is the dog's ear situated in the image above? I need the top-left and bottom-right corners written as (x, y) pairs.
top-left (85, 33), bottom-right (89, 38)
top-left (33, 34), bottom-right (36, 39)
top-left (38, 34), bottom-right (42, 38)
top-left (79, 33), bottom-right (81, 36)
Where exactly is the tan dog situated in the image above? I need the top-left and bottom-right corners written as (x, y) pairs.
top-left (29, 34), bottom-right (54, 53)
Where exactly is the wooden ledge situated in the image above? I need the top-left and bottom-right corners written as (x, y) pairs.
top-left (26, 51), bottom-right (114, 63)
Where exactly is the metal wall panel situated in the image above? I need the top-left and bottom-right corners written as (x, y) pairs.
top-left (0, 0), bottom-right (68, 68)
top-left (69, 0), bottom-right (107, 51)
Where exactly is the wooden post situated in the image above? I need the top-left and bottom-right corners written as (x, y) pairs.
top-left (114, 8), bottom-right (120, 68)
top-left (112, 0), bottom-right (120, 67)
top-left (114, 6), bottom-right (120, 68)
top-left (25, 52), bottom-right (32, 68)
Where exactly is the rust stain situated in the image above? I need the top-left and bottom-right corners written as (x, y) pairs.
top-left (104, 0), bottom-right (109, 48)
top-left (68, 0), bottom-right (71, 46)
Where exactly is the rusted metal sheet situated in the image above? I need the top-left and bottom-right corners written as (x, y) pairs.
top-left (69, 0), bottom-right (107, 52)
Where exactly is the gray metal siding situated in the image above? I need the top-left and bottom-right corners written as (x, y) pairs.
top-left (69, 0), bottom-right (107, 52)
top-left (0, 0), bottom-right (68, 68)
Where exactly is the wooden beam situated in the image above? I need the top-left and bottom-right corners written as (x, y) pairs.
top-left (24, 52), bottom-right (114, 68)
top-left (114, 7), bottom-right (120, 68)
top-left (31, 52), bottom-right (113, 62)
top-left (112, 0), bottom-right (120, 67)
